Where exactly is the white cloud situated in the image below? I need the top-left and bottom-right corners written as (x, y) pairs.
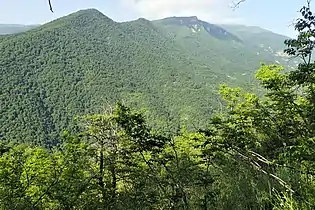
top-left (120, 0), bottom-right (244, 24)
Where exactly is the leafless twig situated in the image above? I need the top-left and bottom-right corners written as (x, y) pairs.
top-left (48, 0), bottom-right (53, 12)
top-left (231, 0), bottom-right (247, 10)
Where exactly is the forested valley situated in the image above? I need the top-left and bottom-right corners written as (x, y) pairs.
top-left (1, 2), bottom-right (315, 210)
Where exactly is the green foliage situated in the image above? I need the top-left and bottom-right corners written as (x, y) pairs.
top-left (1, 2), bottom-right (315, 210)
top-left (197, 4), bottom-right (315, 207)
top-left (0, 9), bottom-right (291, 146)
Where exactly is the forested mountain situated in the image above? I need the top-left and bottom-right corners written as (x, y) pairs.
top-left (154, 16), bottom-right (242, 41)
top-left (154, 17), bottom-right (291, 80)
top-left (0, 9), bottom-right (289, 146)
top-left (1, 3), bottom-right (315, 209)
top-left (220, 24), bottom-right (289, 50)
top-left (0, 24), bottom-right (38, 35)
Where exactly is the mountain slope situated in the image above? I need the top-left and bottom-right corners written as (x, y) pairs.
top-left (219, 24), bottom-right (289, 49)
top-left (155, 16), bottom-right (242, 42)
top-left (219, 24), bottom-right (300, 70)
top-left (0, 10), bottom-right (292, 146)
top-left (153, 17), bottom-right (292, 81)
top-left (0, 10), bottom-right (220, 145)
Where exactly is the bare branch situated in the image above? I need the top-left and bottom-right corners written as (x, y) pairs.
top-left (231, 0), bottom-right (247, 10)
top-left (48, 0), bottom-right (53, 12)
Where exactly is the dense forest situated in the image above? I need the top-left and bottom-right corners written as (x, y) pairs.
top-left (1, 2), bottom-right (315, 210)
top-left (0, 8), bottom-right (291, 146)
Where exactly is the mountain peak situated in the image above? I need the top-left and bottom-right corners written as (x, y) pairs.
top-left (189, 16), bottom-right (198, 20)
top-left (135, 17), bottom-right (153, 25)
top-left (35, 8), bottom-right (114, 32)
top-left (72, 8), bottom-right (104, 16)
top-left (155, 16), bottom-right (241, 42)
top-left (180, 16), bottom-right (199, 21)
top-left (161, 16), bottom-right (200, 24)
top-left (65, 8), bottom-right (113, 22)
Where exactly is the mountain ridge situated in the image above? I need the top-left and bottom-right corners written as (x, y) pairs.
top-left (153, 16), bottom-right (242, 42)
top-left (1, 9), bottom-right (289, 38)
top-left (0, 8), bottom-right (292, 145)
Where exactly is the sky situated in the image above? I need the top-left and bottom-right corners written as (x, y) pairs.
top-left (0, 0), bottom-right (310, 37)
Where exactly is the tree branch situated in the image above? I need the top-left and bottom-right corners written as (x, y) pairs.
top-left (231, 0), bottom-right (247, 10)
top-left (48, 0), bottom-right (53, 12)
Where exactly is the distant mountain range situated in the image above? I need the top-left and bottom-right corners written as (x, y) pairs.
top-left (0, 9), bottom-right (295, 146)
top-left (0, 24), bottom-right (38, 35)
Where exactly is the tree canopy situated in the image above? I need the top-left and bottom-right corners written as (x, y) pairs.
top-left (0, 1), bottom-right (314, 209)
